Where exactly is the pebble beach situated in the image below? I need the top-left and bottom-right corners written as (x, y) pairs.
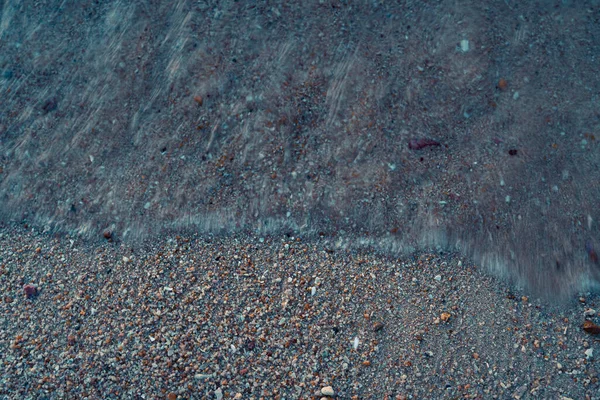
top-left (1, 223), bottom-right (599, 399)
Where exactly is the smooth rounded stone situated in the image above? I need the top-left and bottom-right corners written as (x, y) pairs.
top-left (584, 308), bottom-right (596, 317)
top-left (321, 386), bottom-right (335, 396)
top-left (434, 275), bottom-right (442, 281)
top-left (195, 373), bottom-right (215, 380)
top-left (585, 348), bottom-right (594, 359)
top-left (215, 387), bottom-right (223, 400)
top-left (372, 321), bottom-right (384, 332)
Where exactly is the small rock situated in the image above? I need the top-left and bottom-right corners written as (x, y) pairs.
top-left (215, 388), bottom-right (223, 400)
top-left (234, 394), bottom-right (242, 400)
top-left (23, 284), bottom-right (38, 299)
top-left (42, 97), bottom-right (58, 113)
top-left (167, 393), bottom-right (177, 400)
top-left (103, 230), bottom-right (112, 240)
top-left (513, 383), bottom-right (528, 399)
top-left (497, 78), bottom-right (508, 90)
top-left (583, 320), bottom-right (600, 335)
top-left (408, 138), bottom-right (441, 151)
top-left (372, 322), bottom-right (384, 332)
top-left (434, 275), bottom-right (442, 281)
top-left (440, 312), bottom-right (451, 322)
top-left (321, 386), bottom-right (335, 396)
top-left (362, 360), bottom-right (371, 367)
top-left (584, 308), bottom-right (596, 317)
top-left (585, 348), bottom-right (594, 359)
top-left (194, 95), bottom-right (203, 106)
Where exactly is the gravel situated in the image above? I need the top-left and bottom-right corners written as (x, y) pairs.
top-left (1, 223), bottom-right (599, 399)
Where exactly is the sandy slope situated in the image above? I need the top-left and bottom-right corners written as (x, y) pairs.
top-left (1, 1), bottom-right (600, 298)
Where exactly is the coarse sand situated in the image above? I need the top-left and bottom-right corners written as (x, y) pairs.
top-left (1, 223), bottom-right (599, 399)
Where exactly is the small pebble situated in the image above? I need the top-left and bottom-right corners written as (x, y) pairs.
top-left (215, 388), bottom-right (223, 400)
top-left (321, 386), bottom-right (335, 396)
top-left (585, 348), bottom-right (594, 359)
top-left (434, 275), bottom-right (442, 281)
top-left (23, 284), bottom-right (38, 299)
top-left (584, 308), bottom-right (596, 317)
top-left (373, 321), bottom-right (384, 332)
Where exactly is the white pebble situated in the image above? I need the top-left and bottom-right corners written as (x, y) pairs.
top-left (321, 386), bottom-right (335, 396)
top-left (585, 348), bottom-right (594, 359)
top-left (311, 287), bottom-right (317, 296)
top-left (434, 275), bottom-right (442, 281)
top-left (460, 39), bottom-right (469, 52)
top-left (584, 308), bottom-right (596, 317)
top-left (352, 336), bottom-right (359, 350)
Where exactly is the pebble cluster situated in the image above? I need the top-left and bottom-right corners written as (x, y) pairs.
top-left (1, 224), bottom-right (599, 399)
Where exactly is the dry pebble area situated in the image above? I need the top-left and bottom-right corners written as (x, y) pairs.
top-left (1, 224), bottom-right (600, 400)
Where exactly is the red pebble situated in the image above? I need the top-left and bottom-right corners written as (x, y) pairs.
top-left (408, 138), bottom-right (441, 150)
top-left (23, 284), bottom-right (38, 299)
